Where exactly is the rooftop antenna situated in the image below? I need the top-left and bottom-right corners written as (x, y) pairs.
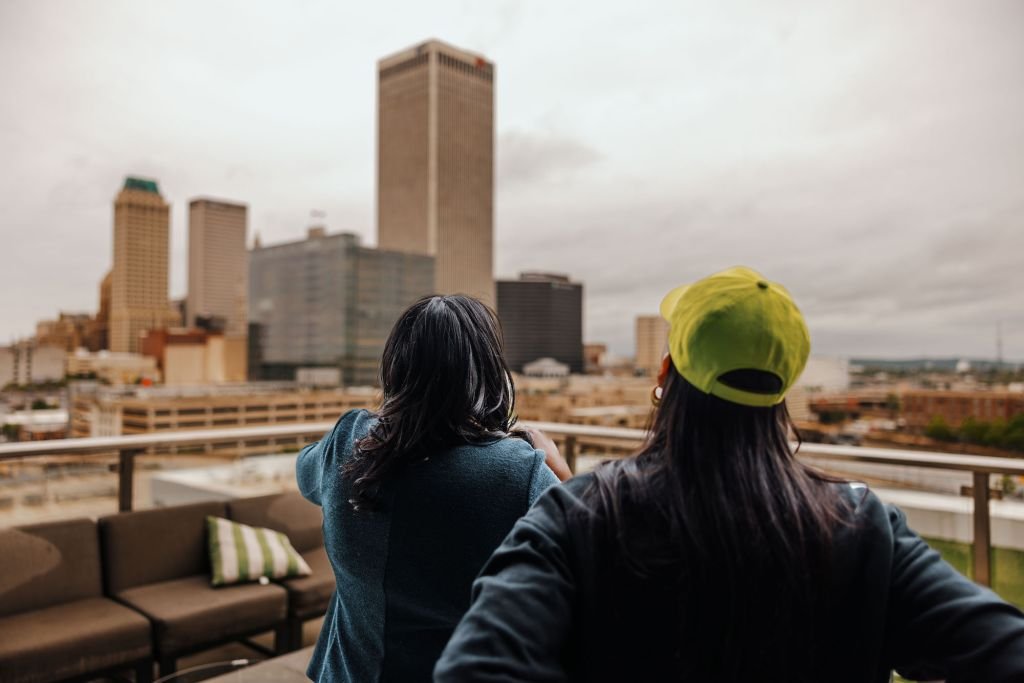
top-left (997, 320), bottom-right (1004, 368)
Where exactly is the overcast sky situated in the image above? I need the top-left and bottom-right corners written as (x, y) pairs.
top-left (1, 0), bottom-right (1022, 359)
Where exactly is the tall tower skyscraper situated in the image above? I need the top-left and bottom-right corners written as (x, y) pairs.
top-left (187, 198), bottom-right (248, 336)
top-left (377, 39), bottom-right (495, 305)
top-left (109, 177), bottom-right (177, 353)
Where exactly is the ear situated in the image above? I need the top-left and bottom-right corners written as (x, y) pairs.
top-left (657, 354), bottom-right (672, 387)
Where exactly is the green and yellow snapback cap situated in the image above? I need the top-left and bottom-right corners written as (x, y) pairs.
top-left (659, 266), bottom-right (810, 407)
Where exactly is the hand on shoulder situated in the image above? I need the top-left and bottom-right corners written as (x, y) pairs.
top-left (519, 426), bottom-right (573, 482)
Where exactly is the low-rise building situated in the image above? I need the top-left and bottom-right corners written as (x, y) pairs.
top-left (524, 357), bottom-right (570, 378)
top-left (514, 375), bottom-right (651, 424)
top-left (69, 384), bottom-right (379, 456)
top-left (583, 343), bottom-right (607, 375)
top-left (140, 328), bottom-right (247, 386)
top-left (0, 342), bottom-right (66, 388)
top-left (0, 409), bottom-right (69, 442)
top-left (66, 349), bottom-right (160, 386)
top-left (902, 390), bottom-right (1024, 431)
top-left (567, 405), bottom-right (651, 429)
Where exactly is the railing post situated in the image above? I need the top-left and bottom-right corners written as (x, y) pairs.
top-left (118, 449), bottom-right (140, 512)
top-left (564, 435), bottom-right (577, 475)
top-left (973, 471), bottom-right (992, 587)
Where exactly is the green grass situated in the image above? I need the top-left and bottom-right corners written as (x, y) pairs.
top-left (924, 537), bottom-right (1024, 608)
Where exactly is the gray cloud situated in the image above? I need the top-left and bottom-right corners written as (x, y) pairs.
top-left (497, 130), bottom-right (602, 186)
top-left (1, 0), bottom-right (1022, 360)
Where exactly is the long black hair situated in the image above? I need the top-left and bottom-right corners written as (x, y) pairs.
top-left (343, 295), bottom-right (517, 509)
top-left (589, 367), bottom-right (849, 680)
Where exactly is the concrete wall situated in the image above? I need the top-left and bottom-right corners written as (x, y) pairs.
top-left (164, 345), bottom-right (207, 386)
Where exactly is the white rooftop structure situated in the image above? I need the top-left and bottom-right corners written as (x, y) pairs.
top-left (150, 454), bottom-right (300, 507)
top-left (524, 357), bottom-right (570, 378)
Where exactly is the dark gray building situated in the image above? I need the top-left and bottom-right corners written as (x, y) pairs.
top-left (496, 272), bottom-right (584, 374)
top-left (248, 228), bottom-right (434, 385)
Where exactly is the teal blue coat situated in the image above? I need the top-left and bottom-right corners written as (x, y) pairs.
top-left (296, 409), bottom-right (558, 682)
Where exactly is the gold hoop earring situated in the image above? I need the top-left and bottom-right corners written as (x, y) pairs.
top-left (651, 385), bottom-right (664, 406)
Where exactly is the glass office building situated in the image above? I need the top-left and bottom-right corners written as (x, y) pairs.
top-left (249, 229), bottom-right (434, 385)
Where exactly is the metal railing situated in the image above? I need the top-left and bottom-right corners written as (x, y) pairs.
top-left (3, 421), bottom-right (1024, 587)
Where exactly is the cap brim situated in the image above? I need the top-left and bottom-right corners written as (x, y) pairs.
top-left (660, 284), bottom-right (690, 321)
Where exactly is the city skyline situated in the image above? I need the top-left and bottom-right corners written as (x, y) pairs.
top-left (1, 1), bottom-right (1022, 359)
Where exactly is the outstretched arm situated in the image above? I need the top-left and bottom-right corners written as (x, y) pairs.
top-left (885, 504), bottom-right (1024, 681)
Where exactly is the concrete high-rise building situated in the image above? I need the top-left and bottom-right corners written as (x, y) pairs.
top-left (109, 177), bottom-right (177, 353)
top-left (635, 315), bottom-right (670, 377)
top-left (249, 228), bottom-right (434, 385)
top-left (377, 39), bottom-right (495, 305)
top-left (187, 199), bottom-right (248, 336)
top-left (496, 272), bottom-right (584, 374)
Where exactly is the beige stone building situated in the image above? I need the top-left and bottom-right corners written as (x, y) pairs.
top-left (110, 177), bottom-right (178, 353)
top-left (140, 328), bottom-right (246, 386)
top-left (635, 315), bottom-right (670, 377)
top-left (35, 313), bottom-right (92, 352)
top-left (187, 199), bottom-right (248, 336)
top-left (377, 39), bottom-right (495, 305)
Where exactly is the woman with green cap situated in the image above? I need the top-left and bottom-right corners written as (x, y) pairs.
top-left (435, 267), bottom-right (1024, 682)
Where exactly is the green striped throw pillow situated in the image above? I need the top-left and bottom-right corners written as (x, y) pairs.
top-left (206, 516), bottom-right (313, 587)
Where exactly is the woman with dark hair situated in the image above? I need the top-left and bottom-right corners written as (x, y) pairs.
top-left (297, 295), bottom-right (570, 682)
top-left (435, 267), bottom-right (1024, 682)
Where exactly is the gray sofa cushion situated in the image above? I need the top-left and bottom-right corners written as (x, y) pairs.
top-left (0, 518), bottom-right (102, 617)
top-left (100, 501), bottom-right (227, 593)
top-left (115, 575), bottom-right (287, 656)
top-left (0, 596), bottom-right (151, 683)
top-left (227, 492), bottom-right (324, 553)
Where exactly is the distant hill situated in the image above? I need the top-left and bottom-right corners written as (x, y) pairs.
top-left (850, 358), bottom-right (1021, 372)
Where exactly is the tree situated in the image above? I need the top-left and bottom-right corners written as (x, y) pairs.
top-left (959, 417), bottom-right (988, 444)
top-left (30, 399), bottom-right (49, 411)
top-left (1002, 414), bottom-right (1024, 453)
top-left (925, 415), bottom-right (955, 442)
top-left (983, 418), bottom-right (1009, 448)
top-left (818, 410), bottom-right (847, 425)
